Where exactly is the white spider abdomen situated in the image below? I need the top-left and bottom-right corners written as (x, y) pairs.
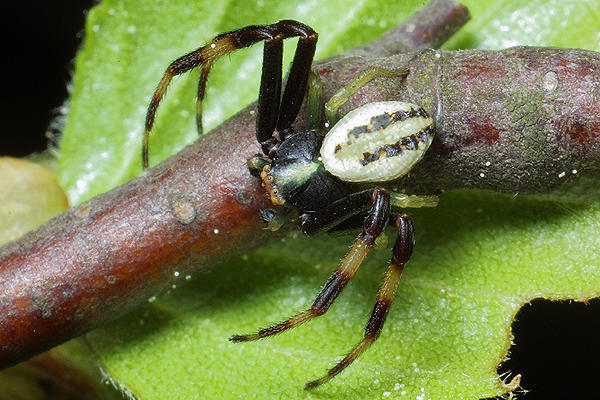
top-left (320, 101), bottom-right (434, 182)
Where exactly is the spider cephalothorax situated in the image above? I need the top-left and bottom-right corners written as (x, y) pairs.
top-left (143, 20), bottom-right (439, 390)
top-left (258, 130), bottom-right (350, 209)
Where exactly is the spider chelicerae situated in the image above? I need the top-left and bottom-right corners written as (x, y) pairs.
top-left (142, 20), bottom-right (439, 390)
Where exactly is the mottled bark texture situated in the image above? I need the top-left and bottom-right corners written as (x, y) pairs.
top-left (404, 47), bottom-right (600, 201)
top-left (1, 0), bottom-right (599, 369)
top-left (0, 118), bottom-right (271, 367)
top-left (320, 47), bottom-right (600, 202)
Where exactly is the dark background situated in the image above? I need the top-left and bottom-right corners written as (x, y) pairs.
top-left (2, 2), bottom-right (95, 156)
top-left (2, 2), bottom-right (599, 399)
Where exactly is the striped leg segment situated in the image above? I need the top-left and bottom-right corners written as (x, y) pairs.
top-left (195, 61), bottom-right (213, 135)
top-left (305, 213), bottom-right (415, 390)
top-left (230, 188), bottom-right (391, 342)
top-left (142, 20), bottom-right (317, 168)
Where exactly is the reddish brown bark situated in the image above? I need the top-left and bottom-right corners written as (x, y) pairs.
top-left (403, 47), bottom-right (600, 201)
top-left (0, 114), bottom-right (271, 367)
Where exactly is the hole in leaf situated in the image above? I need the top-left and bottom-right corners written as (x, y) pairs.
top-left (496, 298), bottom-right (600, 399)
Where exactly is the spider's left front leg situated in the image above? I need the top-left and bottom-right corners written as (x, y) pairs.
top-left (305, 212), bottom-right (414, 390)
top-left (230, 187), bottom-right (391, 340)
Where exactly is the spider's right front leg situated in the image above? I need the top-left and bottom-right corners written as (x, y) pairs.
top-left (142, 20), bottom-right (317, 168)
top-left (230, 187), bottom-right (391, 341)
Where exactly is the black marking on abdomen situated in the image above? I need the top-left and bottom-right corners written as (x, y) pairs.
top-left (346, 107), bottom-right (426, 140)
top-left (360, 125), bottom-right (434, 166)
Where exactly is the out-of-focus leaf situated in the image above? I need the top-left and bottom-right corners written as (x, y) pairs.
top-left (0, 157), bottom-right (68, 244)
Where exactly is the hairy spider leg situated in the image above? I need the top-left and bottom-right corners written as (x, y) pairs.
top-left (274, 25), bottom-right (317, 134)
top-left (142, 35), bottom-right (232, 168)
top-left (305, 69), bottom-right (324, 131)
top-left (324, 65), bottom-right (410, 126)
top-left (195, 61), bottom-right (212, 135)
top-left (305, 212), bottom-right (414, 390)
top-left (255, 22), bottom-right (317, 155)
top-left (230, 187), bottom-right (390, 340)
top-left (142, 20), bottom-right (317, 168)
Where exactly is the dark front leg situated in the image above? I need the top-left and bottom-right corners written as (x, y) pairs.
top-left (305, 212), bottom-right (415, 390)
top-left (255, 36), bottom-right (283, 151)
top-left (299, 188), bottom-right (388, 236)
top-left (230, 187), bottom-right (390, 340)
top-left (275, 24), bottom-right (318, 132)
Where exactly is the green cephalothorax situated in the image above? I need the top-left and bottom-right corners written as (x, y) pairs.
top-left (259, 130), bottom-right (349, 209)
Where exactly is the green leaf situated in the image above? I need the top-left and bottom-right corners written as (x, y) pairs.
top-left (59, 0), bottom-right (600, 399)
top-left (0, 157), bottom-right (68, 244)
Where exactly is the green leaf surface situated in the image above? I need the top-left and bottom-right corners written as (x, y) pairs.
top-left (59, 0), bottom-right (600, 399)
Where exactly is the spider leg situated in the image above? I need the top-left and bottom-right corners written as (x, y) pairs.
top-left (300, 188), bottom-right (387, 235)
top-left (257, 21), bottom-right (317, 154)
top-left (142, 20), bottom-right (317, 168)
top-left (255, 34), bottom-right (283, 153)
top-left (305, 212), bottom-right (414, 390)
top-left (142, 34), bottom-right (235, 168)
top-left (275, 25), bottom-right (317, 133)
top-left (305, 69), bottom-right (324, 131)
top-left (324, 66), bottom-right (410, 126)
top-left (195, 61), bottom-right (213, 135)
top-left (230, 187), bottom-right (390, 341)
